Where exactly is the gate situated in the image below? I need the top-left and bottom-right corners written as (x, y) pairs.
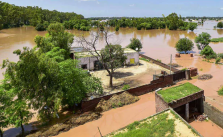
top-left (173, 70), bottom-right (186, 82)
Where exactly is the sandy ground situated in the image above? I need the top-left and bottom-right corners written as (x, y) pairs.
top-left (91, 60), bottom-right (171, 94)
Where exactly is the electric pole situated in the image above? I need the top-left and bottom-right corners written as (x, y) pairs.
top-left (170, 54), bottom-right (172, 74)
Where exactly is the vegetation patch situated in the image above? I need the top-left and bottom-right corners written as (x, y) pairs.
top-left (157, 83), bottom-right (201, 103)
top-left (95, 92), bottom-right (139, 112)
top-left (211, 37), bottom-right (223, 42)
top-left (139, 57), bottom-right (150, 62)
top-left (107, 110), bottom-right (199, 137)
top-left (217, 86), bottom-right (223, 96)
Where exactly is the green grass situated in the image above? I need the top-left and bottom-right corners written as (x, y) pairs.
top-left (157, 82), bottom-right (201, 103)
top-left (211, 37), bottom-right (223, 42)
top-left (112, 112), bottom-right (175, 137)
top-left (110, 110), bottom-right (199, 137)
top-left (139, 57), bottom-right (150, 62)
top-left (217, 86), bottom-right (223, 96)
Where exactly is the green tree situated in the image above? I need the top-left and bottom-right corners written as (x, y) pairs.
top-left (195, 32), bottom-right (211, 50)
top-left (175, 38), bottom-right (194, 53)
top-left (127, 38), bottom-right (143, 51)
top-left (167, 13), bottom-right (179, 30)
top-left (217, 22), bottom-right (223, 28)
top-left (188, 22), bottom-right (197, 31)
top-left (100, 44), bottom-right (127, 87)
top-left (2, 23), bottom-right (102, 122)
top-left (115, 25), bottom-right (119, 31)
top-left (200, 46), bottom-right (216, 58)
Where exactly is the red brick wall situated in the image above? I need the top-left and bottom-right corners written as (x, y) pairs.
top-left (81, 75), bottom-right (174, 112)
top-left (155, 93), bottom-right (169, 113)
top-left (189, 68), bottom-right (198, 77)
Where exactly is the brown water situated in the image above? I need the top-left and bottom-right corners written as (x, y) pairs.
top-left (1, 21), bottom-right (223, 136)
top-left (1, 21), bottom-right (223, 80)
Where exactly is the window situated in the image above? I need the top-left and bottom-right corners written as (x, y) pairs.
top-left (81, 64), bottom-right (87, 69)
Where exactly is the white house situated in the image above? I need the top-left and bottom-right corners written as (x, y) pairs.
top-left (71, 48), bottom-right (139, 70)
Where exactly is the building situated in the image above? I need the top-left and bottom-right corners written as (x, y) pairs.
top-left (155, 82), bottom-right (204, 122)
top-left (71, 48), bottom-right (139, 70)
top-left (106, 109), bottom-right (201, 137)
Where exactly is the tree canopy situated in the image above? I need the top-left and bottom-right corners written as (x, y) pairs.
top-left (0, 1), bottom-right (83, 29)
top-left (0, 23), bottom-right (103, 135)
top-left (127, 38), bottom-right (143, 51)
top-left (217, 22), bottom-right (223, 28)
top-left (200, 45), bottom-right (216, 59)
top-left (188, 22), bottom-right (197, 31)
top-left (175, 38), bottom-right (194, 53)
top-left (195, 32), bottom-right (211, 50)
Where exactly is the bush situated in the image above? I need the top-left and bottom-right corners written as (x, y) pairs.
top-left (200, 46), bottom-right (216, 59)
top-left (217, 53), bottom-right (223, 59)
top-left (210, 37), bottom-right (223, 42)
top-left (127, 38), bottom-right (142, 51)
top-left (175, 38), bottom-right (194, 53)
top-left (35, 23), bottom-right (45, 31)
top-left (215, 57), bottom-right (221, 64)
top-left (157, 59), bottom-right (162, 62)
top-left (122, 85), bottom-right (130, 90)
top-left (115, 26), bottom-right (119, 31)
top-left (217, 86), bottom-right (223, 96)
top-left (137, 25), bottom-right (142, 30)
top-left (217, 22), bottom-right (223, 28)
top-left (188, 22), bottom-right (197, 31)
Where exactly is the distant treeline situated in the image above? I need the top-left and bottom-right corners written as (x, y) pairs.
top-left (0, 1), bottom-right (84, 30)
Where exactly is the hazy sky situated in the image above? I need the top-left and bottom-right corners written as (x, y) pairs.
top-left (2, 0), bottom-right (223, 17)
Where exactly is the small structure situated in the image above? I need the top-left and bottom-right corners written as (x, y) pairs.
top-left (155, 82), bottom-right (204, 122)
top-left (72, 48), bottom-right (139, 70)
top-left (106, 109), bottom-right (202, 137)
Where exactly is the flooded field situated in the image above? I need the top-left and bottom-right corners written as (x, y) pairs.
top-left (1, 21), bottom-right (223, 137)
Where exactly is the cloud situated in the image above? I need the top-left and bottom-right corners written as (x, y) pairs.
top-left (221, 8), bottom-right (223, 10)
top-left (129, 4), bottom-right (135, 7)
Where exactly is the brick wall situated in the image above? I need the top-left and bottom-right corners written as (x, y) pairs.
top-left (204, 102), bottom-right (223, 128)
top-left (189, 68), bottom-right (198, 77)
top-left (81, 75), bottom-right (174, 112)
top-left (139, 54), bottom-right (179, 73)
top-left (155, 93), bottom-right (169, 113)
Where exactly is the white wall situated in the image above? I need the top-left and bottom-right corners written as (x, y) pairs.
top-left (125, 52), bottom-right (139, 65)
top-left (77, 57), bottom-right (98, 70)
top-left (77, 52), bottom-right (139, 70)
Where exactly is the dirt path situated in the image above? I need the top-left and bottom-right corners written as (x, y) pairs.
top-left (55, 92), bottom-right (156, 137)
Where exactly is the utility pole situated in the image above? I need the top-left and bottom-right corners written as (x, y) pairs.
top-left (170, 54), bottom-right (172, 74)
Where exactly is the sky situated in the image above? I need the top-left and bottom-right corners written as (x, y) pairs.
top-left (2, 0), bottom-right (223, 18)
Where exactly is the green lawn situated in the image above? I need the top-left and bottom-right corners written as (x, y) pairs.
top-left (157, 82), bottom-right (201, 103)
top-left (211, 37), bottom-right (223, 42)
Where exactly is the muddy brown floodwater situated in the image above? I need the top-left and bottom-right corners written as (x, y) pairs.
top-left (1, 21), bottom-right (223, 137)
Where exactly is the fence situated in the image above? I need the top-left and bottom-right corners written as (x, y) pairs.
top-left (139, 54), bottom-right (179, 73)
top-left (81, 75), bottom-right (173, 112)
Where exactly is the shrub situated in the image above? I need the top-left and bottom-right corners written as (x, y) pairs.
top-left (35, 23), bottom-right (45, 31)
top-left (211, 37), bottom-right (223, 42)
top-left (217, 22), bottom-right (223, 28)
top-left (137, 25), bottom-right (142, 30)
top-left (157, 59), bottom-right (162, 62)
top-left (181, 68), bottom-right (187, 71)
top-left (122, 84), bottom-right (130, 90)
top-left (188, 22), bottom-right (197, 31)
top-left (217, 53), bottom-right (223, 59)
top-left (127, 38), bottom-right (142, 51)
top-left (217, 86), bottom-right (223, 96)
top-left (175, 38), bottom-right (194, 53)
top-left (215, 57), bottom-right (221, 64)
top-left (115, 26), bottom-right (119, 31)
top-left (200, 46), bottom-right (216, 59)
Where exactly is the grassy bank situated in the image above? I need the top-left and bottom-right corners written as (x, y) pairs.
top-left (211, 37), bottom-right (223, 42)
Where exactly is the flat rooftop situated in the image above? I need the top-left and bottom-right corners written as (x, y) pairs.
top-left (74, 48), bottom-right (137, 58)
top-left (107, 109), bottom-right (200, 137)
top-left (157, 82), bottom-right (202, 103)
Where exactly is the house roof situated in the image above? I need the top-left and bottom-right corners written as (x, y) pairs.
top-left (74, 48), bottom-right (137, 58)
top-left (157, 82), bottom-right (202, 103)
